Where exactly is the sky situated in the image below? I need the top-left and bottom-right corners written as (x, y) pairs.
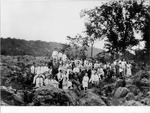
top-left (1, 0), bottom-right (109, 49)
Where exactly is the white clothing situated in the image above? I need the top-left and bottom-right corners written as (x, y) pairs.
top-left (58, 52), bottom-right (63, 59)
top-left (68, 81), bottom-right (72, 88)
top-left (121, 61), bottom-right (126, 69)
top-left (44, 78), bottom-right (50, 86)
top-left (126, 64), bottom-right (132, 77)
top-left (33, 74), bottom-right (45, 84)
top-left (30, 66), bottom-right (35, 74)
top-left (62, 74), bottom-right (68, 79)
top-left (94, 63), bottom-right (99, 69)
top-left (35, 66), bottom-right (41, 75)
top-left (98, 68), bottom-right (104, 77)
top-left (89, 63), bottom-right (93, 68)
top-left (73, 67), bottom-right (80, 73)
top-left (35, 77), bottom-right (44, 87)
top-left (62, 79), bottom-right (68, 90)
top-left (52, 50), bottom-right (58, 60)
top-left (62, 54), bottom-right (67, 62)
top-left (119, 68), bottom-right (123, 72)
top-left (82, 76), bottom-right (89, 88)
top-left (52, 50), bottom-right (58, 57)
top-left (40, 66), bottom-right (44, 73)
top-left (90, 74), bottom-right (99, 83)
top-left (53, 80), bottom-right (59, 88)
top-left (57, 72), bottom-right (63, 81)
top-left (75, 60), bottom-right (79, 66)
top-left (84, 60), bottom-right (88, 67)
top-left (103, 64), bottom-right (107, 69)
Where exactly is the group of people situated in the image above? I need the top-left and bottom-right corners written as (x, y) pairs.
top-left (31, 49), bottom-right (133, 91)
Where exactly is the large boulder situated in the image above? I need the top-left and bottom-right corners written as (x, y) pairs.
top-left (125, 92), bottom-right (135, 101)
top-left (0, 86), bottom-right (24, 106)
top-left (140, 78), bottom-right (150, 87)
top-left (32, 86), bottom-right (78, 106)
top-left (79, 90), bottom-right (106, 106)
top-left (123, 100), bottom-right (144, 106)
top-left (115, 79), bottom-right (124, 88)
top-left (133, 70), bottom-right (150, 89)
top-left (141, 97), bottom-right (150, 105)
top-left (125, 78), bottom-right (133, 86)
top-left (126, 85), bottom-right (140, 96)
top-left (0, 100), bottom-right (10, 106)
top-left (114, 87), bottom-right (130, 98)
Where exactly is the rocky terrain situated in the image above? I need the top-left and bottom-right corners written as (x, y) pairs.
top-left (0, 55), bottom-right (150, 106)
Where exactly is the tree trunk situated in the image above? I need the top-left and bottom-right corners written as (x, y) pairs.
top-left (91, 43), bottom-right (93, 58)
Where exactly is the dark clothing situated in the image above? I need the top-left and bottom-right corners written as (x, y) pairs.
top-left (87, 69), bottom-right (91, 78)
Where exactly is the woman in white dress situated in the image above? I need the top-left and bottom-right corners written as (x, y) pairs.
top-left (82, 73), bottom-right (89, 90)
top-left (126, 62), bottom-right (132, 77)
top-left (89, 69), bottom-right (99, 85)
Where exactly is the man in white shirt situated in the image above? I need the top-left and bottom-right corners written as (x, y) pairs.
top-left (30, 63), bottom-right (35, 74)
top-left (94, 61), bottom-right (99, 69)
top-left (52, 48), bottom-right (58, 61)
top-left (58, 51), bottom-right (63, 61)
top-left (121, 59), bottom-right (127, 77)
top-left (62, 53), bottom-right (67, 63)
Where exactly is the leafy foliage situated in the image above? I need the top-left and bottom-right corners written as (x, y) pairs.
top-left (81, 0), bottom-right (149, 58)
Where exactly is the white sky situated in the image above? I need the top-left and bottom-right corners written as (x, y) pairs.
top-left (1, 0), bottom-right (109, 49)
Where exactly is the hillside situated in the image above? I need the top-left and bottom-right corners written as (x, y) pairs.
top-left (1, 37), bottom-right (102, 57)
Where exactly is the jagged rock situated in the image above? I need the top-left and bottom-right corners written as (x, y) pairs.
top-left (140, 78), bottom-right (150, 87)
top-left (141, 97), bottom-right (150, 105)
top-left (135, 92), bottom-right (143, 101)
top-left (0, 86), bottom-right (24, 106)
top-left (125, 78), bottom-right (133, 86)
top-left (115, 79), bottom-right (123, 88)
top-left (123, 100), bottom-right (144, 106)
top-left (110, 98), bottom-right (122, 106)
top-left (125, 92), bottom-right (135, 101)
top-left (114, 87), bottom-right (130, 98)
top-left (64, 89), bottom-right (79, 105)
top-left (146, 98), bottom-right (150, 105)
top-left (32, 86), bottom-right (78, 106)
top-left (133, 70), bottom-right (150, 89)
top-left (0, 100), bottom-right (10, 106)
top-left (126, 85), bottom-right (140, 95)
top-left (79, 90), bottom-right (106, 106)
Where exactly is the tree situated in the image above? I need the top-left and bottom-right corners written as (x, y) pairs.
top-left (67, 34), bottom-right (89, 59)
top-left (60, 43), bottom-right (73, 59)
top-left (81, 0), bottom-right (149, 59)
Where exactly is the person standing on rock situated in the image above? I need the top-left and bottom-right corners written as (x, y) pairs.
top-left (126, 61), bottom-right (132, 78)
top-left (58, 50), bottom-right (63, 61)
top-left (115, 60), bottom-right (120, 78)
top-left (82, 72), bottom-right (89, 90)
top-left (30, 62), bottom-right (35, 75)
top-left (89, 69), bottom-right (99, 86)
top-left (62, 52), bottom-right (67, 64)
top-left (94, 61), bottom-right (99, 70)
top-left (97, 66), bottom-right (104, 80)
top-left (34, 74), bottom-right (44, 88)
top-left (44, 76), bottom-right (51, 86)
top-left (121, 59), bottom-right (127, 77)
top-left (62, 77), bottom-right (68, 90)
top-left (57, 69), bottom-right (63, 88)
top-left (119, 61), bottom-right (123, 78)
top-left (52, 48), bottom-right (59, 61)
top-left (52, 76), bottom-right (59, 88)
